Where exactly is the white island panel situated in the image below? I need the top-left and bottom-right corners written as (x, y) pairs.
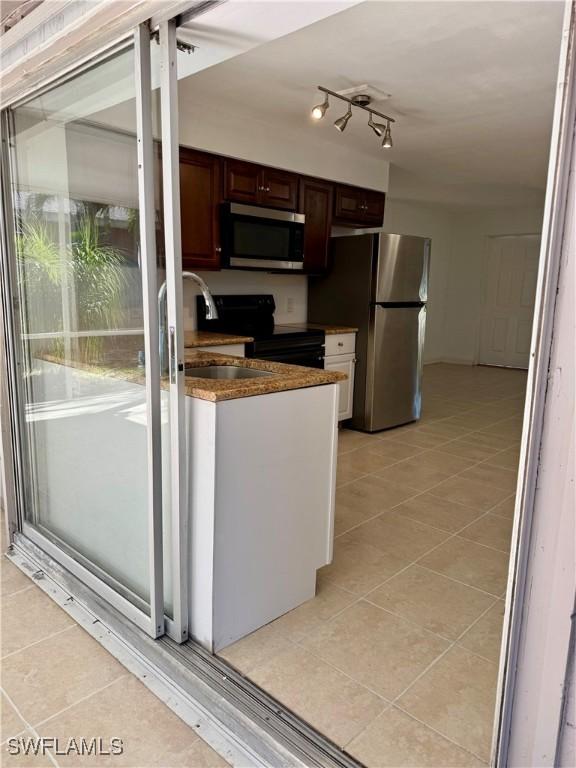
top-left (186, 383), bottom-right (338, 652)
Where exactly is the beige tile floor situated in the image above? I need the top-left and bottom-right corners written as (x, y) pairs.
top-left (219, 363), bottom-right (527, 767)
top-left (0, 559), bottom-right (229, 767)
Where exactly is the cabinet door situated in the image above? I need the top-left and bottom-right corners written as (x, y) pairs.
top-left (223, 158), bottom-right (260, 204)
top-left (299, 177), bottom-right (333, 274)
top-left (324, 355), bottom-right (355, 421)
top-left (261, 167), bottom-right (298, 210)
top-left (180, 149), bottom-right (222, 270)
top-left (333, 184), bottom-right (365, 224)
top-left (333, 184), bottom-right (385, 227)
top-left (363, 189), bottom-right (386, 226)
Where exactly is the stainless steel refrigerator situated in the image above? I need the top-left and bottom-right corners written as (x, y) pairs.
top-left (308, 231), bottom-right (431, 432)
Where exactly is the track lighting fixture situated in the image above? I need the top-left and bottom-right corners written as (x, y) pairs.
top-left (334, 104), bottom-right (353, 132)
top-left (368, 113), bottom-right (387, 137)
top-left (381, 122), bottom-right (393, 149)
top-left (311, 95), bottom-right (329, 120)
top-left (311, 86), bottom-right (396, 148)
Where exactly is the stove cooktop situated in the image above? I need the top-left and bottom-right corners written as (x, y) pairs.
top-left (252, 325), bottom-right (319, 341)
top-left (197, 295), bottom-right (324, 345)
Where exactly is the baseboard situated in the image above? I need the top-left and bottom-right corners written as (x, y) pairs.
top-left (424, 358), bottom-right (476, 366)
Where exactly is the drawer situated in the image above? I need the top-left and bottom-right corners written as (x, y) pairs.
top-left (195, 344), bottom-right (246, 357)
top-left (325, 333), bottom-right (356, 357)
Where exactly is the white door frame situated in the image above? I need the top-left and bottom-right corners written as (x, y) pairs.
top-left (158, 18), bottom-right (189, 643)
top-left (492, 1), bottom-right (576, 764)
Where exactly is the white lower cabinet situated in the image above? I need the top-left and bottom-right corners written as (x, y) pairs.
top-left (324, 333), bottom-right (356, 421)
top-left (325, 354), bottom-right (355, 421)
top-left (186, 384), bottom-right (339, 652)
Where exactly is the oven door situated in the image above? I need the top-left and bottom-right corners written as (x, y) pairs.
top-left (222, 203), bottom-right (305, 271)
top-left (248, 345), bottom-right (325, 369)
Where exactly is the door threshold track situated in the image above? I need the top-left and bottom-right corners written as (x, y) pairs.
top-left (8, 534), bottom-right (363, 768)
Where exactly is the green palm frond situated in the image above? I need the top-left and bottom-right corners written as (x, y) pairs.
top-left (69, 215), bottom-right (127, 332)
top-left (16, 218), bottom-right (64, 284)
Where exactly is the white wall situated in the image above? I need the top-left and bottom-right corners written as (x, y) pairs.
top-left (384, 196), bottom-right (545, 364)
top-left (443, 205), bottom-right (544, 364)
top-left (177, 95), bottom-right (389, 193)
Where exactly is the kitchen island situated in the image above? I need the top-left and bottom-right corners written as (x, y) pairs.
top-left (29, 344), bottom-right (344, 651)
top-left (182, 351), bottom-right (344, 651)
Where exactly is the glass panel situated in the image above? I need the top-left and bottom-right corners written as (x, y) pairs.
top-left (9, 46), bottom-right (157, 612)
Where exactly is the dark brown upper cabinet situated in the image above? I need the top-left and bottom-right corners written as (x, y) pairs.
top-left (176, 147), bottom-right (385, 274)
top-left (299, 177), bottom-right (334, 274)
top-left (333, 183), bottom-right (385, 227)
top-left (224, 158), bottom-right (298, 211)
top-left (222, 159), bottom-right (260, 204)
top-left (261, 167), bottom-right (299, 210)
top-left (180, 148), bottom-right (222, 271)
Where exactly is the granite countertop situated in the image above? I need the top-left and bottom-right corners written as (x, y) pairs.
top-left (184, 330), bottom-right (254, 348)
top-left (35, 348), bottom-right (345, 403)
top-left (182, 350), bottom-right (346, 402)
top-left (283, 322), bottom-right (359, 335)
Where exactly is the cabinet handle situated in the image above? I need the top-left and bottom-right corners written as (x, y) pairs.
top-left (338, 342), bottom-right (344, 347)
top-left (215, 247), bottom-right (222, 253)
top-left (266, 186), bottom-right (271, 193)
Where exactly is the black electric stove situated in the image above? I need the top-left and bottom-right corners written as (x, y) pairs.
top-left (196, 295), bottom-right (325, 368)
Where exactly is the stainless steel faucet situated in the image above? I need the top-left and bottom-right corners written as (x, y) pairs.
top-left (158, 271), bottom-right (219, 375)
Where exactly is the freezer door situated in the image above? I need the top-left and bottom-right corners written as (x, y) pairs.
top-left (362, 305), bottom-right (426, 431)
top-left (374, 234), bottom-right (430, 303)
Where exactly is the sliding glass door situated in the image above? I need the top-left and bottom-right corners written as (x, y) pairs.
top-left (2, 30), bottom-right (178, 638)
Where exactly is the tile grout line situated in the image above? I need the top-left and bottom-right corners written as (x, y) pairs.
top-left (329, 388), bottom-right (524, 759)
top-left (1, 686), bottom-right (60, 768)
top-left (327, 463), bottom-right (516, 613)
top-left (389, 704), bottom-right (490, 765)
top-left (0, 580), bottom-right (37, 600)
top-left (335, 456), bottom-right (515, 551)
top-left (29, 674), bottom-right (131, 732)
top-left (322, 524), bottom-right (504, 640)
top-left (282, 564), bottom-right (505, 722)
top-left (294, 413), bottom-right (520, 746)
top-left (337, 421), bottom-right (519, 493)
top-left (283, 378), bottom-right (526, 755)
top-left (1, 624), bottom-right (76, 661)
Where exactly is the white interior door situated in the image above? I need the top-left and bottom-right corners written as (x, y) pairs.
top-left (479, 235), bottom-right (540, 368)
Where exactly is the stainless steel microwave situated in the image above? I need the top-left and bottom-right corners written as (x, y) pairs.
top-left (221, 202), bottom-right (305, 271)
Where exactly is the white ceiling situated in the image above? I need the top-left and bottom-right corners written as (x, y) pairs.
top-left (180, 0), bottom-right (564, 207)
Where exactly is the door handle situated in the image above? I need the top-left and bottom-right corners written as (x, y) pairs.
top-left (169, 326), bottom-right (177, 384)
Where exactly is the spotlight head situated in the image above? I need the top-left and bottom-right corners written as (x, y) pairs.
top-left (311, 95), bottom-right (329, 120)
top-left (368, 113), bottom-right (386, 137)
top-left (334, 105), bottom-right (352, 132)
top-left (381, 123), bottom-right (393, 149)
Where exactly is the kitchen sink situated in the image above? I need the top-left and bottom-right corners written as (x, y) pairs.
top-left (185, 365), bottom-right (275, 380)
